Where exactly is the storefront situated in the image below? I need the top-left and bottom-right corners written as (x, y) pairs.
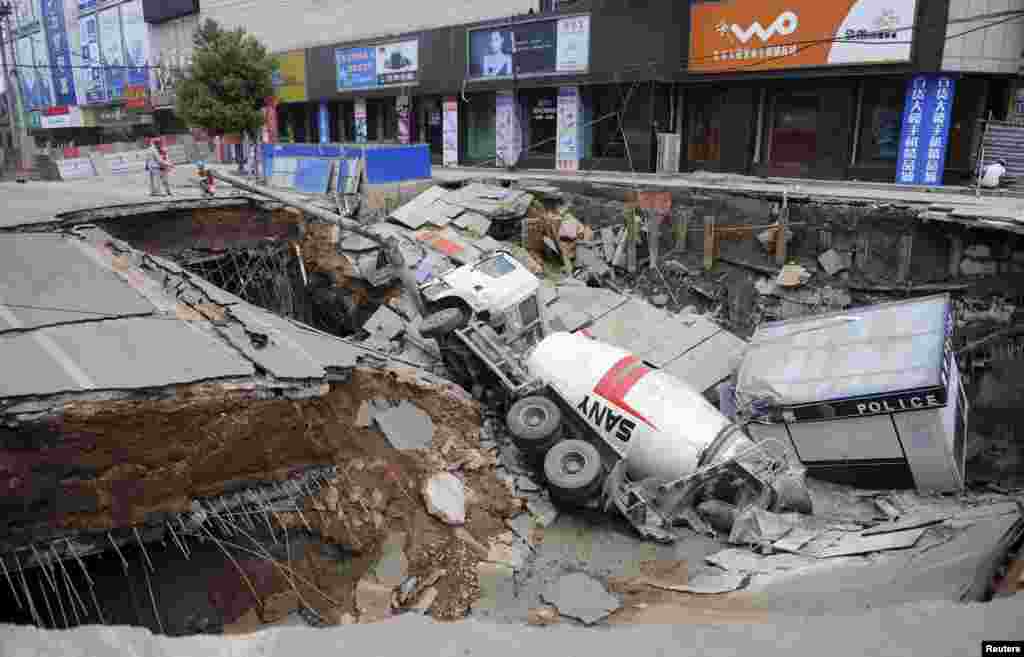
top-left (460, 13), bottom-right (594, 170)
top-left (678, 0), bottom-right (995, 184)
top-left (304, 37), bottom-right (419, 146)
top-left (272, 49), bottom-right (310, 143)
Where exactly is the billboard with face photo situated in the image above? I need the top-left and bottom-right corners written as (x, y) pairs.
top-left (469, 28), bottom-right (513, 78)
top-left (468, 15), bottom-right (589, 79)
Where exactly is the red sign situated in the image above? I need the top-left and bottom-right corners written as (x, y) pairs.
top-left (43, 106), bottom-right (70, 116)
top-left (125, 85), bottom-right (148, 110)
top-left (63, 146), bottom-right (80, 158)
top-left (95, 143), bottom-right (114, 153)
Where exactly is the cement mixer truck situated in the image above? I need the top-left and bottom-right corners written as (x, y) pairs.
top-left (420, 308), bottom-right (805, 542)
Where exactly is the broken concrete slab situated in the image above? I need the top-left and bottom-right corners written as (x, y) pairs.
top-left (453, 211), bottom-right (492, 235)
top-left (541, 573), bottom-right (621, 625)
top-left (729, 508), bottom-right (805, 546)
top-left (363, 306), bottom-right (406, 341)
top-left (422, 472), bottom-right (466, 526)
top-left (771, 528), bottom-right (821, 554)
top-left (861, 514), bottom-right (948, 536)
top-left (355, 400), bottom-right (373, 428)
top-left (818, 249), bottom-right (849, 276)
top-left (809, 527), bottom-right (928, 558)
top-left (506, 513), bottom-right (537, 544)
top-left (705, 549), bottom-right (817, 574)
top-left (373, 401), bottom-right (435, 450)
top-left (677, 570), bottom-right (749, 594)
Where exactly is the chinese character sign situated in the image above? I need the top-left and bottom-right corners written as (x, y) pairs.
top-left (557, 86), bottom-right (580, 171)
top-left (79, 14), bottom-right (106, 104)
top-left (337, 41), bottom-right (418, 91)
top-left (495, 91), bottom-right (521, 167)
top-left (41, 0), bottom-right (77, 106)
top-left (120, 0), bottom-right (151, 89)
top-left (895, 75), bottom-right (956, 186)
top-left (443, 97), bottom-right (458, 166)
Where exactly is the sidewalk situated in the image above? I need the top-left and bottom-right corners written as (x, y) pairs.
top-left (434, 166), bottom-right (1024, 228)
top-left (0, 164), bottom-right (213, 229)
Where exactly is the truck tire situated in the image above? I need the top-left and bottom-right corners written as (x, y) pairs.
top-left (419, 308), bottom-right (467, 340)
top-left (543, 439), bottom-right (604, 504)
top-left (507, 396), bottom-right (562, 457)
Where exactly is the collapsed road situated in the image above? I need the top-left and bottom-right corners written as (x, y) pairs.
top-left (0, 171), bottom-right (1022, 644)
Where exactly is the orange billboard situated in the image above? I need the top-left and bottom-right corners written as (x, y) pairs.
top-left (689, 0), bottom-right (918, 73)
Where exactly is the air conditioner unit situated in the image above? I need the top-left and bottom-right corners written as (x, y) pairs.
top-left (656, 133), bottom-right (681, 174)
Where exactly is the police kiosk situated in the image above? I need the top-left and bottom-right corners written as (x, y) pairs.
top-left (734, 295), bottom-right (967, 493)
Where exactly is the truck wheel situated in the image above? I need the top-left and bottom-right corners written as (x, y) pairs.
top-left (543, 439), bottom-right (604, 504)
top-left (507, 396), bottom-right (562, 457)
top-left (419, 308), bottom-right (467, 340)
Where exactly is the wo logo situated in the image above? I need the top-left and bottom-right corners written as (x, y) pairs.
top-left (717, 11), bottom-right (799, 44)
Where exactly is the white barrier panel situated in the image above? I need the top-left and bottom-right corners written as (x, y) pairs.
top-left (57, 157), bottom-right (98, 180)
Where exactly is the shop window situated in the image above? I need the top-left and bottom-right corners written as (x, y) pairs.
top-left (465, 93), bottom-right (496, 164)
top-left (857, 82), bottom-right (904, 163)
top-left (768, 93), bottom-right (818, 165)
top-left (686, 89), bottom-right (724, 164)
top-left (521, 89), bottom-right (556, 156)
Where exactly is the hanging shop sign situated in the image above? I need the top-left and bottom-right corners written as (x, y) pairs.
top-left (335, 40), bottom-right (418, 91)
top-left (354, 98), bottom-right (368, 143)
top-left (99, 6), bottom-right (126, 101)
top-left (443, 97), bottom-right (458, 167)
top-left (26, 32), bottom-right (55, 111)
top-left (895, 74), bottom-right (956, 186)
top-left (41, 0), bottom-right (79, 106)
top-left (397, 95), bottom-right (411, 144)
top-left (557, 86), bottom-right (580, 172)
top-left (495, 91), bottom-right (521, 167)
top-left (688, 0), bottom-right (918, 73)
top-left (41, 105), bottom-right (84, 128)
top-left (124, 85), bottom-right (148, 109)
top-left (79, 14), bottom-right (107, 103)
top-left (468, 14), bottom-right (590, 80)
top-left (95, 104), bottom-right (152, 126)
top-left (273, 50), bottom-right (308, 103)
top-left (121, 0), bottom-right (151, 91)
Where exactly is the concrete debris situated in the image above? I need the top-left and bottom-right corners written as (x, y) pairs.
top-left (527, 605), bottom-right (560, 626)
top-left (729, 508), bottom-right (806, 546)
top-left (861, 514), bottom-right (948, 536)
top-left (541, 573), bottom-right (622, 625)
top-left (650, 293), bottom-right (669, 308)
top-left (373, 400), bottom-right (435, 450)
top-left (771, 528), bottom-right (821, 554)
top-left (486, 540), bottom-right (529, 570)
top-left (776, 264), bottom-right (810, 288)
top-left (409, 586), bottom-right (439, 613)
top-left (363, 305), bottom-right (406, 341)
top-left (526, 496), bottom-right (560, 528)
top-left (452, 211), bottom-right (492, 236)
top-left (355, 577), bottom-right (394, 623)
top-left (818, 249), bottom-right (849, 276)
top-left (506, 513), bottom-right (537, 544)
top-left (705, 549), bottom-right (816, 574)
top-left (421, 472), bottom-right (466, 526)
top-left (697, 500), bottom-right (739, 534)
top-left (516, 476), bottom-right (543, 494)
top-left (672, 570), bottom-right (749, 595)
top-left (355, 400), bottom-right (374, 428)
top-left (754, 278), bottom-right (777, 296)
top-left (373, 532), bottom-right (409, 588)
top-left (808, 527), bottom-right (928, 558)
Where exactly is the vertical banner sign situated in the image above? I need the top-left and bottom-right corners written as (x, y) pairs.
top-left (99, 6), bottom-right (125, 101)
top-left (397, 95), bottom-right (411, 144)
top-left (555, 16), bottom-right (589, 73)
top-left (41, 0), bottom-right (78, 106)
top-left (895, 74), bottom-right (956, 186)
top-left (79, 14), bottom-right (105, 103)
top-left (318, 101), bottom-right (329, 144)
top-left (354, 98), bottom-right (367, 143)
top-left (495, 91), bottom-right (521, 166)
top-left (30, 31), bottom-right (54, 110)
top-left (16, 38), bottom-right (37, 110)
top-left (120, 0), bottom-right (150, 91)
top-left (443, 97), bottom-right (458, 166)
top-left (557, 86), bottom-right (580, 171)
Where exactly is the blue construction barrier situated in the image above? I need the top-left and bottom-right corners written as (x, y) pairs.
top-left (262, 143), bottom-right (430, 193)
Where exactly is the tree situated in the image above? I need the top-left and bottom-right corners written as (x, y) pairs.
top-left (175, 19), bottom-right (276, 143)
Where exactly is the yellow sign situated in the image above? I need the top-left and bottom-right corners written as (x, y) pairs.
top-left (273, 50), bottom-right (307, 103)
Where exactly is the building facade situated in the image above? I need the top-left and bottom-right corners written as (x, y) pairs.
top-left (6, 0), bottom-right (1023, 184)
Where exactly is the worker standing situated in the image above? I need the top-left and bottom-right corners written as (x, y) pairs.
top-left (980, 158), bottom-right (1008, 189)
top-left (155, 140), bottom-right (174, 196)
top-left (146, 138), bottom-right (163, 196)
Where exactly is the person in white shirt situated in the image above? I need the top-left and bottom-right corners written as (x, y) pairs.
top-left (483, 31), bottom-right (512, 77)
top-left (980, 158), bottom-right (1007, 188)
